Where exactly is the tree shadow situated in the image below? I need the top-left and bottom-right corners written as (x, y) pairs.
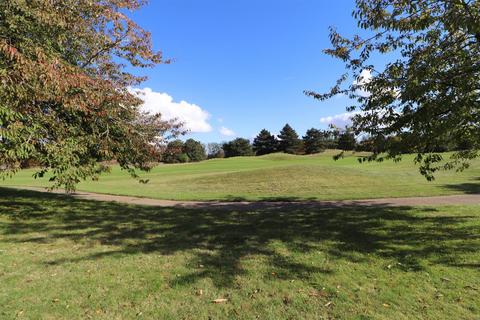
top-left (442, 182), bottom-right (480, 194)
top-left (223, 195), bottom-right (319, 202)
top-left (441, 176), bottom-right (480, 194)
top-left (1, 187), bottom-right (479, 289)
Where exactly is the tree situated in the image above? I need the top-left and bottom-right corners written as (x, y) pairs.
top-left (303, 128), bottom-right (327, 154)
top-left (278, 124), bottom-right (301, 154)
top-left (356, 134), bottom-right (387, 153)
top-left (163, 140), bottom-right (188, 164)
top-left (206, 143), bottom-right (225, 159)
top-left (253, 129), bottom-right (278, 155)
top-left (222, 138), bottom-right (254, 158)
top-left (337, 129), bottom-right (357, 151)
top-left (0, 0), bottom-right (181, 191)
top-left (183, 139), bottom-right (206, 162)
top-left (305, 0), bottom-right (480, 180)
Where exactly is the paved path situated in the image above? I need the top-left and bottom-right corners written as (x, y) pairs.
top-left (9, 186), bottom-right (480, 209)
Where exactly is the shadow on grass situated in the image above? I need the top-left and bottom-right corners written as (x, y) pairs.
top-left (223, 194), bottom-right (318, 202)
top-left (441, 176), bottom-right (480, 194)
top-left (1, 187), bottom-right (479, 288)
top-left (442, 183), bottom-right (480, 194)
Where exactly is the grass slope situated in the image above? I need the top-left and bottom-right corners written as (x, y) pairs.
top-left (1, 188), bottom-right (479, 319)
top-left (2, 151), bottom-right (480, 201)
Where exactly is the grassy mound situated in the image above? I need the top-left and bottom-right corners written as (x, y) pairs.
top-left (2, 151), bottom-right (479, 201)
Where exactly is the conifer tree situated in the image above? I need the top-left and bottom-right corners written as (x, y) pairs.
top-left (303, 128), bottom-right (327, 154)
top-left (278, 124), bottom-right (301, 154)
top-left (253, 129), bottom-right (278, 155)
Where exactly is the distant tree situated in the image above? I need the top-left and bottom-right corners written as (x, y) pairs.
top-left (183, 139), bottom-right (206, 162)
top-left (223, 138), bottom-right (254, 158)
top-left (356, 135), bottom-right (386, 153)
top-left (278, 124), bottom-right (301, 154)
top-left (253, 129), bottom-right (278, 155)
top-left (206, 143), bottom-right (225, 159)
top-left (303, 128), bottom-right (327, 154)
top-left (163, 140), bottom-right (188, 163)
top-left (337, 129), bottom-right (357, 151)
top-left (326, 129), bottom-right (341, 149)
top-left (176, 153), bottom-right (190, 163)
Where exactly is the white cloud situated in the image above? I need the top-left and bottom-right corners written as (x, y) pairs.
top-left (219, 126), bottom-right (235, 137)
top-left (353, 69), bottom-right (372, 98)
top-left (320, 111), bottom-right (360, 128)
top-left (131, 87), bottom-right (212, 133)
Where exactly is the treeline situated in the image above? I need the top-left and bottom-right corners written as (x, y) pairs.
top-left (160, 123), bottom-right (473, 163)
top-left (161, 124), bottom-right (356, 163)
top-left (216, 124), bottom-right (357, 158)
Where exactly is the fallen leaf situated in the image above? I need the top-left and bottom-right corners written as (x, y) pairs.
top-left (308, 290), bottom-right (328, 298)
top-left (196, 289), bottom-right (203, 296)
top-left (283, 296), bottom-right (292, 305)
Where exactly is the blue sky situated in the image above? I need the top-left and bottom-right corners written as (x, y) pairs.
top-left (130, 0), bottom-right (360, 142)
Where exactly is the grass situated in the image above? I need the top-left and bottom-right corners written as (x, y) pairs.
top-left (1, 187), bottom-right (479, 319)
top-left (2, 151), bottom-right (480, 201)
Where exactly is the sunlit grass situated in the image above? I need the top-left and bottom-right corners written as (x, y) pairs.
top-left (2, 151), bottom-right (480, 201)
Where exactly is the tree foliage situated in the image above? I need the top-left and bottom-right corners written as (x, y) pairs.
top-left (305, 0), bottom-right (480, 179)
top-left (337, 128), bottom-right (357, 151)
top-left (253, 129), bottom-right (278, 155)
top-left (163, 140), bottom-right (188, 164)
top-left (278, 124), bottom-right (302, 154)
top-left (183, 139), bottom-right (206, 162)
top-left (303, 128), bottom-right (327, 154)
top-left (223, 138), bottom-right (254, 158)
top-left (0, 0), bottom-right (181, 190)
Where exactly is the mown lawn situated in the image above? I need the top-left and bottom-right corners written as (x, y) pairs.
top-left (1, 188), bottom-right (479, 319)
top-left (2, 151), bottom-right (480, 201)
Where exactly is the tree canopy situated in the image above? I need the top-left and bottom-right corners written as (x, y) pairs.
top-left (337, 129), bottom-right (357, 151)
top-left (306, 0), bottom-right (480, 179)
top-left (278, 124), bottom-right (302, 154)
top-left (163, 140), bottom-right (188, 164)
top-left (0, 0), bottom-right (181, 190)
top-left (223, 138), bottom-right (254, 158)
top-left (183, 139), bottom-right (206, 162)
top-left (253, 129), bottom-right (278, 155)
top-left (303, 128), bottom-right (327, 154)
